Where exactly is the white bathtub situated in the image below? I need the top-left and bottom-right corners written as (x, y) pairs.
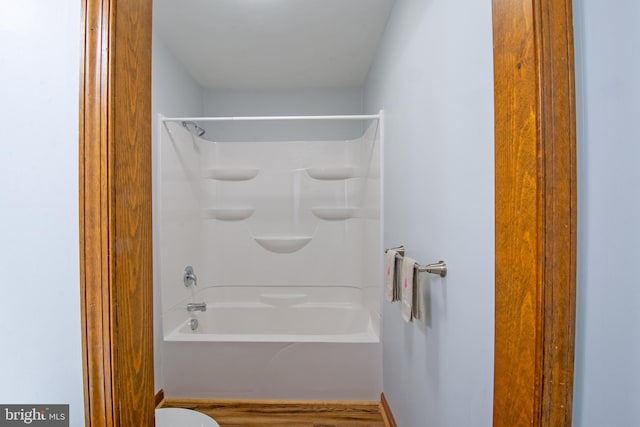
top-left (161, 286), bottom-right (382, 400)
top-left (164, 286), bottom-right (379, 343)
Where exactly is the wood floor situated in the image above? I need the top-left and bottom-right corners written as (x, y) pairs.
top-left (160, 398), bottom-right (389, 427)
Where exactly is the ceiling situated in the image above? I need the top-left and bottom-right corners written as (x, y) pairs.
top-left (153, 0), bottom-right (395, 89)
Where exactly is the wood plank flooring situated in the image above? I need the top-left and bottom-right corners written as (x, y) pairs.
top-left (161, 398), bottom-right (388, 427)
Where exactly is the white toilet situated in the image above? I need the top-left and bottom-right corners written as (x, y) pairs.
top-left (155, 408), bottom-right (220, 427)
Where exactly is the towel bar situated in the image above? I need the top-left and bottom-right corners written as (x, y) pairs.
top-left (385, 246), bottom-right (447, 278)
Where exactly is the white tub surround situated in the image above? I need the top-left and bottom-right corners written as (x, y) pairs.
top-left (157, 113), bottom-right (382, 399)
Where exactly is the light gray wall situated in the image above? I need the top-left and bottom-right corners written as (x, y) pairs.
top-left (201, 88), bottom-right (364, 141)
top-left (152, 33), bottom-right (205, 392)
top-left (364, 1), bottom-right (495, 426)
top-left (203, 88), bottom-right (364, 116)
top-left (0, 1), bottom-right (84, 425)
top-left (152, 35), bottom-right (204, 121)
top-left (573, 0), bottom-right (640, 425)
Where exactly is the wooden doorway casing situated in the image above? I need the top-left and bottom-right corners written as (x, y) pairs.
top-left (492, 0), bottom-right (576, 425)
top-left (78, 0), bottom-right (576, 425)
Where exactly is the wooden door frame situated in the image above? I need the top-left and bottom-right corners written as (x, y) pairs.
top-left (79, 0), bottom-right (576, 425)
top-left (492, 0), bottom-right (576, 425)
top-left (79, 1), bottom-right (154, 425)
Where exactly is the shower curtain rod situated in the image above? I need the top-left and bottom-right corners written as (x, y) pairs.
top-left (161, 113), bottom-right (382, 122)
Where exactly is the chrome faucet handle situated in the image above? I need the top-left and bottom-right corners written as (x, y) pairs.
top-left (184, 265), bottom-right (197, 287)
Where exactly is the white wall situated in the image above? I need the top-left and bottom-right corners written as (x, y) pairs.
top-left (572, 1), bottom-right (640, 425)
top-left (365, 1), bottom-right (495, 426)
top-left (152, 33), bottom-right (205, 392)
top-left (0, 1), bottom-right (84, 425)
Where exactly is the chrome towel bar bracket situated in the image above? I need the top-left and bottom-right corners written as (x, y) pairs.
top-left (385, 246), bottom-right (447, 278)
top-left (418, 260), bottom-right (447, 277)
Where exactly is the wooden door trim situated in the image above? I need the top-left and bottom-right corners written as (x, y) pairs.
top-left (492, 0), bottom-right (576, 425)
top-left (79, 0), bottom-right (576, 425)
top-left (79, 0), bottom-right (154, 425)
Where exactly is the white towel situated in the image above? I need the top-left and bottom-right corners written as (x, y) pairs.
top-left (400, 256), bottom-right (416, 322)
top-left (385, 249), bottom-right (399, 302)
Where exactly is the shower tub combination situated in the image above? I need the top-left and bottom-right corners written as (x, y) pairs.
top-left (157, 113), bottom-right (383, 400)
top-left (165, 286), bottom-right (378, 342)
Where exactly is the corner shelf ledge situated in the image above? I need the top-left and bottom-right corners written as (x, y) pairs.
top-left (202, 168), bottom-right (259, 181)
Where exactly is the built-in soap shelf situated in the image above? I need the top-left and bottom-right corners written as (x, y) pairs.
top-left (253, 236), bottom-right (313, 254)
top-left (202, 208), bottom-right (255, 221)
top-left (202, 167), bottom-right (360, 181)
top-left (202, 168), bottom-right (259, 181)
top-left (204, 206), bottom-right (358, 224)
top-left (311, 207), bottom-right (359, 221)
top-left (305, 167), bottom-right (358, 180)
top-left (200, 164), bottom-right (366, 250)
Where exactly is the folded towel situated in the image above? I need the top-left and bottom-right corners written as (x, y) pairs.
top-left (400, 256), bottom-right (417, 322)
top-left (385, 249), bottom-right (399, 302)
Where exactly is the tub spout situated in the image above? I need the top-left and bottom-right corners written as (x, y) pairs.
top-left (187, 302), bottom-right (206, 312)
